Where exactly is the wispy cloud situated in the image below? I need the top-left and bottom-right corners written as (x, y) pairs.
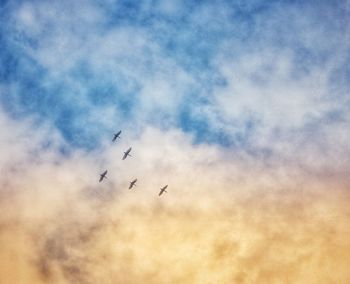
top-left (1, 1), bottom-right (350, 283)
top-left (0, 110), bottom-right (349, 283)
top-left (1, 0), bottom-right (348, 159)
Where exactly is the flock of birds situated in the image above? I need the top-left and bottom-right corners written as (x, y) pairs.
top-left (98, 130), bottom-right (169, 196)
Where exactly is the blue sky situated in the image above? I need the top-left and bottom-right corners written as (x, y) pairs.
top-left (0, 0), bottom-right (349, 159)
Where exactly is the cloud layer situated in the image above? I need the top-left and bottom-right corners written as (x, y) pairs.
top-left (0, 110), bottom-right (350, 283)
top-left (1, 1), bottom-right (350, 283)
top-left (1, 0), bottom-right (349, 154)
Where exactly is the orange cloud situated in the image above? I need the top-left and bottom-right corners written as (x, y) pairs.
top-left (0, 115), bottom-right (349, 283)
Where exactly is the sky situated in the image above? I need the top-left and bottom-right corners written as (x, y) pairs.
top-left (0, 0), bottom-right (350, 283)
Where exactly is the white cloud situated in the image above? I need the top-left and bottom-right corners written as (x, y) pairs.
top-left (3, 0), bottom-right (350, 175)
top-left (1, 1), bottom-right (350, 282)
top-left (0, 107), bottom-right (349, 283)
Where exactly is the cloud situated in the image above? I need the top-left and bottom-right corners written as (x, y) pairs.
top-left (1, 1), bottom-right (350, 283)
top-left (2, 0), bottom-right (349, 159)
top-left (0, 109), bottom-right (349, 283)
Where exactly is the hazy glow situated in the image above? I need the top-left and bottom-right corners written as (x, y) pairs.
top-left (0, 119), bottom-right (349, 283)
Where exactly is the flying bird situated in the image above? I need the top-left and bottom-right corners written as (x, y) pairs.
top-left (129, 179), bottom-right (137, 189)
top-left (99, 170), bottom-right (108, 182)
top-left (122, 147), bottom-right (132, 160)
top-left (159, 185), bottom-right (168, 196)
top-left (112, 130), bottom-right (122, 142)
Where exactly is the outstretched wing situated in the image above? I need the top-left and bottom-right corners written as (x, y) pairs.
top-left (113, 131), bottom-right (121, 142)
top-left (129, 179), bottom-right (137, 189)
top-left (123, 148), bottom-right (132, 160)
top-left (99, 170), bottom-right (107, 182)
top-left (159, 185), bottom-right (168, 196)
